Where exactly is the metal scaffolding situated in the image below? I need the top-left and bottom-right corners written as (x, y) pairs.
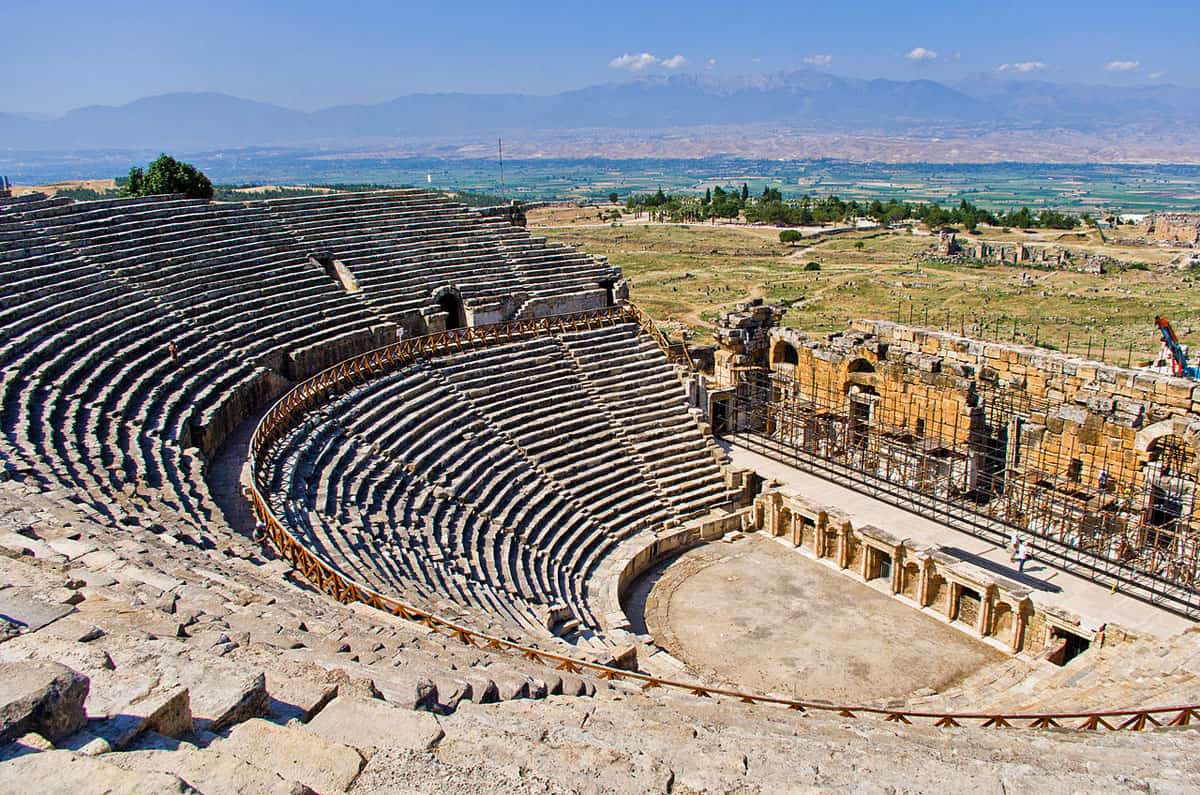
top-left (723, 365), bottom-right (1200, 617)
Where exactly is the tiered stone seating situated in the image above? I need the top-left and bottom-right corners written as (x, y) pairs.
top-left (258, 190), bottom-right (621, 327)
top-left (258, 324), bottom-right (735, 636)
top-left (5, 483), bottom-right (1190, 792)
top-left (1, 189), bottom-right (643, 645)
top-left (5, 190), bottom-right (1200, 782)
top-left (561, 323), bottom-right (734, 521)
top-left (0, 195), bottom-right (269, 540)
top-left (6, 194), bottom-right (389, 378)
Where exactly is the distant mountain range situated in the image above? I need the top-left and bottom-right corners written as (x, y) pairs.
top-left (3, 70), bottom-right (1198, 152)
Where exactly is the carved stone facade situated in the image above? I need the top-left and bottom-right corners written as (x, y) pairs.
top-left (751, 488), bottom-right (1114, 655)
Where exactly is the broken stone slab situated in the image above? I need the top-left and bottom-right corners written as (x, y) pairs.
top-left (0, 730), bottom-right (53, 762)
top-left (265, 667), bottom-right (339, 724)
top-left (0, 749), bottom-right (194, 795)
top-left (488, 669), bottom-right (530, 701)
top-left (354, 668), bottom-right (437, 712)
top-left (217, 718), bottom-right (364, 794)
top-left (600, 643), bottom-right (639, 671)
top-left (58, 728), bottom-right (113, 756)
top-left (91, 686), bottom-right (191, 750)
top-left (0, 532), bottom-right (59, 560)
top-left (0, 633), bottom-right (115, 680)
top-left (431, 676), bottom-right (471, 713)
top-left (46, 537), bottom-right (98, 561)
top-left (109, 745), bottom-right (297, 795)
top-left (0, 586), bottom-right (75, 634)
top-left (112, 565), bottom-right (184, 594)
top-left (305, 695), bottom-right (444, 754)
top-left (0, 660), bottom-right (89, 743)
top-left (182, 665), bottom-right (267, 733)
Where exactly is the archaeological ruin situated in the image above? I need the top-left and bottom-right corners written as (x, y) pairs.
top-left (1146, 212), bottom-right (1200, 246)
top-left (1, 188), bottom-right (1199, 791)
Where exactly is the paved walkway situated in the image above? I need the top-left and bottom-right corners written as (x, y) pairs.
top-left (724, 442), bottom-right (1194, 639)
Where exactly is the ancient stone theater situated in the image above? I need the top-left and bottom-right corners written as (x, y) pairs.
top-left (1, 188), bottom-right (1198, 792)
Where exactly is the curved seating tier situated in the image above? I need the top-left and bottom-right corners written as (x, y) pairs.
top-left (258, 190), bottom-right (622, 326)
top-left (257, 322), bottom-right (735, 638)
top-left (0, 189), bottom-right (628, 616)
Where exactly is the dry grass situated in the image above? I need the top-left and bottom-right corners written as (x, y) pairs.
top-left (535, 216), bottom-right (1200, 367)
top-left (12, 178), bottom-right (116, 197)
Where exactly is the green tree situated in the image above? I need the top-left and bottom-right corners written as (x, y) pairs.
top-left (779, 229), bottom-right (803, 244)
top-left (607, 192), bottom-right (619, 204)
top-left (123, 154), bottom-right (214, 200)
top-left (741, 183), bottom-right (750, 202)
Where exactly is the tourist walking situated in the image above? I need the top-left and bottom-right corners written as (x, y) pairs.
top-left (1016, 539), bottom-right (1029, 573)
top-left (1008, 528), bottom-right (1019, 561)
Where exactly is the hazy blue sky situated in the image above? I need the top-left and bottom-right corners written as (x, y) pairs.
top-left (4, 0), bottom-right (1193, 115)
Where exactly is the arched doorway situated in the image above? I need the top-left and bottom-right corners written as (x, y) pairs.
top-left (771, 340), bottom-right (799, 366)
top-left (599, 279), bottom-right (616, 307)
top-left (434, 289), bottom-right (465, 330)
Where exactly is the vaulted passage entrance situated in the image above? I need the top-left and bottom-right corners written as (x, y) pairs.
top-left (437, 291), bottom-right (465, 329)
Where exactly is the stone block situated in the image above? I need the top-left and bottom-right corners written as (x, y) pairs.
top-left (265, 668), bottom-right (339, 724)
top-left (218, 718), bottom-right (364, 794)
top-left (305, 696), bottom-right (444, 753)
top-left (0, 587), bottom-right (74, 634)
top-left (93, 686), bottom-right (191, 750)
top-left (0, 660), bottom-right (89, 743)
top-left (170, 662), bottom-right (267, 733)
top-left (0, 750), bottom-right (192, 795)
top-left (109, 745), bottom-right (294, 795)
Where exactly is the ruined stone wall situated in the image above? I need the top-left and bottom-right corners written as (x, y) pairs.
top-left (841, 319), bottom-right (1200, 487)
top-left (769, 328), bottom-right (978, 448)
top-left (931, 231), bottom-right (1139, 274)
top-left (1145, 213), bottom-right (1200, 245)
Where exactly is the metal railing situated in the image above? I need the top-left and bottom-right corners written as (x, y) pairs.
top-left (247, 304), bottom-right (1200, 733)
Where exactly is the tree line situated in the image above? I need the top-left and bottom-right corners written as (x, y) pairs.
top-left (625, 187), bottom-right (1084, 230)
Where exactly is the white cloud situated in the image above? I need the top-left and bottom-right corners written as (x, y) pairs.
top-left (705, 58), bottom-right (718, 70)
top-left (1149, 70), bottom-right (1167, 80)
top-left (803, 54), bottom-right (833, 67)
top-left (997, 61), bottom-right (1048, 73)
top-left (1104, 59), bottom-right (1140, 72)
top-left (905, 47), bottom-right (938, 62)
top-left (609, 52), bottom-right (659, 71)
top-left (609, 52), bottom-right (688, 71)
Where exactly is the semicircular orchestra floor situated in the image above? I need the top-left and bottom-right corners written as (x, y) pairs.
top-left (633, 532), bottom-right (1006, 703)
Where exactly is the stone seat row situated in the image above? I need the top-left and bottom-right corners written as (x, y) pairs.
top-left (256, 323), bottom-right (735, 639)
top-left (263, 366), bottom-right (610, 629)
top-left (266, 415), bottom-right (561, 635)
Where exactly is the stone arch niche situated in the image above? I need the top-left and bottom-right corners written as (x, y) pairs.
top-left (599, 279), bottom-right (617, 307)
top-left (900, 561), bottom-right (921, 600)
top-left (1141, 433), bottom-right (1198, 557)
top-left (431, 286), bottom-right (466, 331)
top-left (771, 340), bottom-right (800, 366)
top-left (991, 600), bottom-right (1015, 642)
